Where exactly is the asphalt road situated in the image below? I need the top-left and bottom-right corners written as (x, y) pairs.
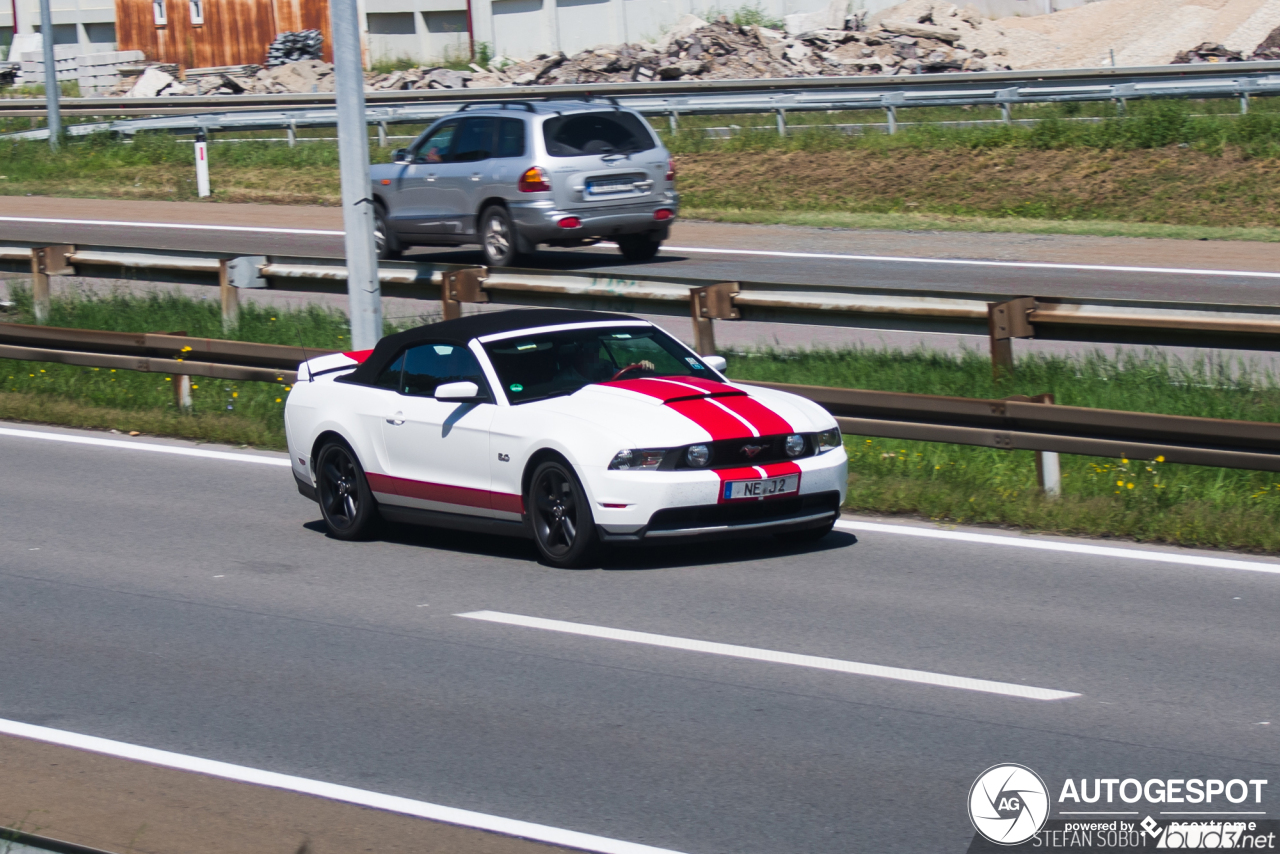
top-left (5, 199), bottom-right (1280, 306)
top-left (2, 422), bottom-right (1278, 853)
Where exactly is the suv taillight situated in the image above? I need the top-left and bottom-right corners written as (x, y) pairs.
top-left (665, 159), bottom-right (676, 182)
top-left (519, 166), bottom-right (550, 193)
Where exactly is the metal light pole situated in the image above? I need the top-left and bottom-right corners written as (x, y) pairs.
top-left (328, 0), bottom-right (382, 350)
top-left (38, 0), bottom-right (61, 151)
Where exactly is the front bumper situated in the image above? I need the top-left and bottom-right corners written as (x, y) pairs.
top-left (510, 196), bottom-right (678, 242)
top-left (588, 448), bottom-right (848, 542)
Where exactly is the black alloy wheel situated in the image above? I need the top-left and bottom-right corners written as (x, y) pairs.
top-left (316, 441), bottom-right (379, 539)
top-left (528, 460), bottom-right (598, 568)
top-left (481, 205), bottom-right (524, 268)
top-left (616, 234), bottom-right (662, 263)
top-left (374, 205), bottom-right (402, 260)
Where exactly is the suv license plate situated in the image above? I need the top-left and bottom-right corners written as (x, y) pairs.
top-left (587, 180), bottom-right (635, 195)
top-left (724, 474), bottom-right (799, 500)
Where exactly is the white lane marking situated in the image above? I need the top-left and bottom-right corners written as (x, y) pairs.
top-left (0, 717), bottom-right (686, 854)
top-left (456, 611), bottom-right (1078, 701)
top-left (0, 215), bottom-right (344, 237)
top-left (0, 427), bottom-right (290, 467)
top-left (660, 244), bottom-right (1280, 280)
top-left (837, 520), bottom-right (1280, 575)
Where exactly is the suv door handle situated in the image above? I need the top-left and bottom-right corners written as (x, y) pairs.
top-left (470, 172), bottom-right (482, 181)
top-left (425, 173), bottom-right (436, 182)
top-left (386, 412), bottom-right (405, 425)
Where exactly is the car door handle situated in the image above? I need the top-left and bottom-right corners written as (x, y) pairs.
top-left (425, 173), bottom-right (436, 182)
top-left (470, 172), bottom-right (482, 181)
top-left (386, 412), bottom-right (405, 425)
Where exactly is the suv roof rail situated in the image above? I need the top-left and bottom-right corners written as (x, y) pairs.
top-left (581, 93), bottom-right (622, 106)
top-left (459, 100), bottom-right (540, 113)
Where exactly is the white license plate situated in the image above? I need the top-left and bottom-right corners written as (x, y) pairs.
top-left (587, 180), bottom-right (634, 195)
top-left (724, 474), bottom-right (799, 500)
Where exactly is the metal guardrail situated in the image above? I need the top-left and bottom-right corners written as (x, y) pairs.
top-left (2, 318), bottom-right (1277, 473)
top-left (6, 242), bottom-right (1280, 365)
top-left (3, 61), bottom-right (1279, 139)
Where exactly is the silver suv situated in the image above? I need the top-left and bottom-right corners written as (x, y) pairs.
top-left (370, 100), bottom-right (678, 267)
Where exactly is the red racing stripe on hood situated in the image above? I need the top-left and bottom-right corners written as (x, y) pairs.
top-left (601, 376), bottom-right (792, 440)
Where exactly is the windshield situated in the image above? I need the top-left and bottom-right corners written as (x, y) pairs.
top-left (542, 112), bottom-right (657, 157)
top-left (483, 326), bottom-right (713, 404)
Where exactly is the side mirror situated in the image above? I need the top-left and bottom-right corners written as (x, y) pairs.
top-left (392, 148), bottom-right (410, 164)
top-left (703, 355), bottom-right (727, 373)
top-left (435, 381), bottom-right (481, 401)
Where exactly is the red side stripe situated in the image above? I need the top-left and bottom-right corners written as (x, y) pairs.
top-left (716, 395), bottom-right (793, 436)
top-left (666, 398), bottom-right (753, 441)
top-left (342, 349), bottom-right (374, 364)
top-left (367, 472), bottom-right (524, 514)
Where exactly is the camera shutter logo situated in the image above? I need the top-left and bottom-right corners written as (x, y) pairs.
top-left (969, 764), bottom-right (1050, 845)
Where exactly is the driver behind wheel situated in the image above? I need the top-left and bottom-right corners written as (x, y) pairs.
top-left (554, 342), bottom-right (653, 385)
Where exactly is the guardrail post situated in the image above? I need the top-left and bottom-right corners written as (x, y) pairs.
top-left (166, 330), bottom-right (194, 411)
top-left (689, 281), bottom-right (740, 355)
top-left (30, 245), bottom-right (75, 325)
top-left (287, 120), bottom-right (297, 148)
top-left (776, 109), bottom-right (787, 137)
top-left (668, 111), bottom-right (678, 133)
top-left (987, 297), bottom-right (1036, 378)
top-left (1000, 102), bottom-right (1012, 125)
top-left (219, 256), bottom-right (267, 331)
top-left (1241, 93), bottom-right (1250, 115)
top-left (441, 267), bottom-right (489, 321)
top-left (377, 121), bottom-right (388, 148)
top-left (1030, 393), bottom-right (1060, 496)
top-left (885, 106), bottom-right (898, 135)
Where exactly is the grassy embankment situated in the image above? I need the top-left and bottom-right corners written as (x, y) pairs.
top-left (4, 99), bottom-right (1280, 237)
top-left (3, 286), bottom-right (1279, 553)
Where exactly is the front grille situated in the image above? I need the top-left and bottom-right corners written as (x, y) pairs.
top-left (670, 434), bottom-right (814, 470)
top-left (646, 491), bottom-right (841, 532)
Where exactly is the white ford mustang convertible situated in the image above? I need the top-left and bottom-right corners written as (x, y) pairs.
top-left (286, 309), bottom-right (848, 567)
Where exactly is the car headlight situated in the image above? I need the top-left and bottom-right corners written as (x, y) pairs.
top-left (685, 444), bottom-right (711, 467)
top-left (784, 434), bottom-right (806, 457)
top-left (815, 427), bottom-right (842, 454)
top-left (609, 448), bottom-right (667, 470)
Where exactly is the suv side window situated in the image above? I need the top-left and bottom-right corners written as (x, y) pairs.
top-left (496, 118), bottom-right (526, 158)
top-left (412, 121), bottom-right (457, 164)
top-left (401, 342), bottom-right (490, 398)
top-left (450, 117), bottom-right (496, 163)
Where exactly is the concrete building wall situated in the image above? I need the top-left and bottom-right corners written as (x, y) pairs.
top-left (365, 0), bottom-right (470, 65)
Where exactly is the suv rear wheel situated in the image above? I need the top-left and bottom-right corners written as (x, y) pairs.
top-left (616, 234), bottom-right (662, 263)
top-left (480, 206), bottom-right (525, 268)
top-left (374, 205), bottom-right (402, 260)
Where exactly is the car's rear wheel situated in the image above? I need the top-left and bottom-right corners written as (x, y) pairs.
top-left (374, 205), bottom-right (402, 260)
top-left (528, 460), bottom-right (598, 568)
top-left (317, 441), bottom-right (379, 540)
top-left (616, 234), bottom-right (662, 263)
top-left (480, 205), bottom-right (525, 268)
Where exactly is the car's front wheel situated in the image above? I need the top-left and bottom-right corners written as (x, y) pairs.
top-left (528, 460), bottom-right (598, 568)
top-left (616, 234), bottom-right (662, 263)
top-left (316, 441), bottom-right (379, 540)
top-left (480, 205), bottom-right (526, 268)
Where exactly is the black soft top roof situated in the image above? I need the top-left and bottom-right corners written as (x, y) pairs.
top-left (343, 308), bottom-right (646, 384)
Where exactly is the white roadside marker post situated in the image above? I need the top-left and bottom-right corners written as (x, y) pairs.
top-left (195, 128), bottom-right (211, 198)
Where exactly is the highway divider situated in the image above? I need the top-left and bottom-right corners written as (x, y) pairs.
top-left (3, 320), bottom-right (1278, 482)
top-left (6, 242), bottom-right (1280, 376)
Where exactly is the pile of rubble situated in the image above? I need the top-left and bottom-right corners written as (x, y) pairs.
top-left (467, 10), bottom-right (1008, 87)
top-left (1173, 27), bottom-right (1280, 63)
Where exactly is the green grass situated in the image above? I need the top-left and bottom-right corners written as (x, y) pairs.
top-left (660, 98), bottom-right (1280, 158)
top-left (2, 285), bottom-right (1279, 551)
top-left (0, 284), bottom-right (434, 448)
top-left (681, 208), bottom-right (1280, 242)
top-left (725, 346), bottom-right (1280, 553)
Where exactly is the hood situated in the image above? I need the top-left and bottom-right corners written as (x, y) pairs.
top-left (537, 375), bottom-right (828, 446)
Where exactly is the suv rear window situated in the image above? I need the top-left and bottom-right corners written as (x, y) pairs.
top-left (542, 112), bottom-right (656, 158)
